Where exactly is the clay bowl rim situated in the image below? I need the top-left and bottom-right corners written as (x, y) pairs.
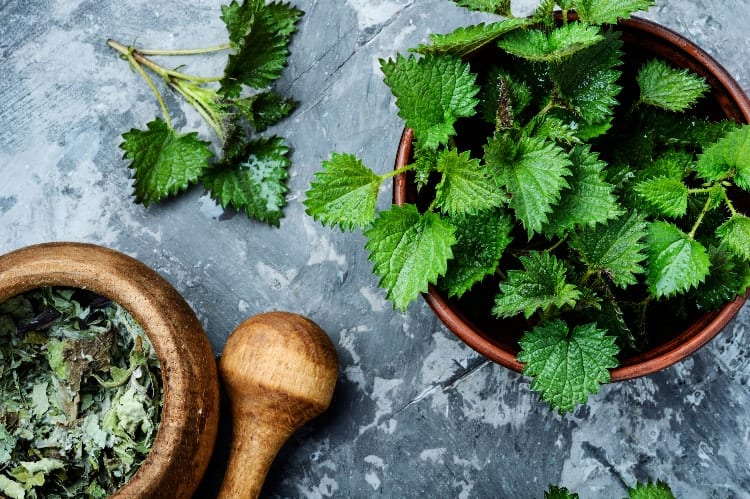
top-left (392, 16), bottom-right (750, 382)
top-left (0, 242), bottom-right (219, 497)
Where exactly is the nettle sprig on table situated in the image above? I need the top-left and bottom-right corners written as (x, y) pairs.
top-left (305, 0), bottom-right (750, 412)
top-left (108, 0), bottom-right (303, 225)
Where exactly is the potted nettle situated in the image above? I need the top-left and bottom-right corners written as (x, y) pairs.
top-left (305, 0), bottom-right (750, 413)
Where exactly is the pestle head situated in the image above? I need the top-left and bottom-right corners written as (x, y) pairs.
top-left (217, 312), bottom-right (339, 499)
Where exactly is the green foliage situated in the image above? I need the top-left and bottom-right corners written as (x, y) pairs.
top-left (485, 134), bottom-right (572, 236)
top-left (493, 251), bottom-right (581, 319)
top-left (442, 209), bottom-right (513, 298)
top-left (635, 177), bottom-right (689, 218)
top-left (518, 320), bottom-right (619, 413)
top-left (544, 144), bottom-right (620, 236)
top-left (120, 118), bottom-right (212, 206)
top-left (364, 205), bottom-right (456, 311)
top-left (202, 137), bottom-right (290, 226)
top-left (381, 54), bottom-right (480, 150)
top-left (414, 19), bottom-right (530, 57)
top-left (453, 0), bottom-right (512, 16)
top-left (434, 148), bottom-right (505, 216)
top-left (696, 124), bottom-right (750, 188)
top-left (570, 211), bottom-right (648, 288)
top-left (627, 480), bottom-right (676, 499)
top-left (575, 0), bottom-right (656, 24)
top-left (304, 153), bottom-right (382, 231)
top-left (304, 0), bottom-right (750, 413)
top-left (498, 22), bottom-right (604, 62)
top-left (109, 0), bottom-right (302, 224)
top-left (220, 1), bottom-right (303, 96)
top-left (544, 485), bottom-right (579, 499)
top-left (647, 221), bottom-right (711, 298)
top-left (637, 59), bottom-right (709, 112)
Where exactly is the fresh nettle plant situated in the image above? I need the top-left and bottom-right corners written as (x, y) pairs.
top-left (305, 0), bottom-right (750, 412)
top-left (108, 0), bottom-right (303, 225)
top-left (545, 478), bottom-right (674, 499)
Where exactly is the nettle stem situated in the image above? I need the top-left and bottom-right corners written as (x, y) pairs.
top-left (688, 194), bottom-right (713, 239)
top-left (107, 39), bottom-right (224, 84)
top-left (118, 45), bottom-right (172, 128)
top-left (137, 43), bottom-right (232, 56)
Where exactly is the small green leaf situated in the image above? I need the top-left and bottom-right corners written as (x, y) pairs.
top-left (545, 485), bottom-right (580, 499)
top-left (646, 221), bottom-right (711, 298)
top-left (221, 0), bottom-right (263, 46)
top-left (569, 211), bottom-right (648, 288)
top-left (498, 22), bottom-right (604, 62)
top-left (493, 251), bottom-right (581, 319)
top-left (485, 133), bottom-right (572, 237)
top-left (452, 0), bottom-right (512, 16)
top-left (690, 245), bottom-right (750, 310)
top-left (202, 137), bottom-right (290, 225)
top-left (381, 54), bottom-right (480, 150)
top-left (716, 214), bottom-right (750, 261)
top-left (544, 144), bottom-right (620, 236)
top-left (120, 118), bottom-right (212, 206)
top-left (304, 153), bottom-right (381, 231)
top-left (696, 124), bottom-right (750, 189)
top-left (551, 30), bottom-right (623, 124)
top-left (221, 1), bottom-right (303, 96)
top-left (434, 149), bottom-right (504, 216)
top-left (627, 480), bottom-right (675, 499)
top-left (414, 19), bottom-right (530, 57)
top-left (634, 177), bottom-right (689, 218)
top-left (637, 59), bottom-right (709, 112)
top-left (442, 209), bottom-right (513, 298)
top-left (364, 205), bottom-right (456, 311)
top-left (411, 145), bottom-right (439, 191)
top-left (480, 67), bottom-right (533, 127)
top-left (576, 0), bottom-right (655, 24)
top-left (233, 91), bottom-right (298, 132)
top-left (518, 320), bottom-right (619, 413)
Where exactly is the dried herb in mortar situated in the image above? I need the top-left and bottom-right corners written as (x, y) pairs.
top-left (0, 287), bottom-right (162, 498)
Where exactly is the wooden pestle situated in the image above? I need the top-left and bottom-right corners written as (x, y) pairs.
top-left (217, 312), bottom-right (339, 498)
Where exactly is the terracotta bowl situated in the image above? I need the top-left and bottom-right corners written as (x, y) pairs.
top-left (393, 16), bottom-right (750, 382)
top-left (0, 242), bottom-right (219, 497)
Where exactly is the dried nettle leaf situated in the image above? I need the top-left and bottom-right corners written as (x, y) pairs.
top-left (0, 287), bottom-right (162, 498)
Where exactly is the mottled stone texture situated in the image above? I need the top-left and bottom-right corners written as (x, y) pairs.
top-left (1, 1), bottom-right (749, 497)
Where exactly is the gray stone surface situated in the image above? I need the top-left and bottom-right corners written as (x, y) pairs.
top-left (1, 0), bottom-right (749, 497)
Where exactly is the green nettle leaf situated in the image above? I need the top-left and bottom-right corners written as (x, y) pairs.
top-left (627, 480), bottom-right (676, 499)
top-left (453, 0), bottom-right (512, 16)
top-left (442, 209), bottom-right (513, 298)
top-left (304, 153), bottom-right (381, 231)
top-left (120, 118), bottom-right (212, 206)
top-left (575, 0), bottom-right (655, 24)
top-left (221, 2), bottom-right (303, 96)
top-left (497, 22), bottom-right (604, 62)
top-left (646, 221), bottom-right (711, 298)
top-left (551, 31), bottom-right (623, 124)
top-left (414, 19), bottom-right (530, 57)
top-left (518, 320), bottom-right (619, 413)
top-left (493, 251), bottom-right (581, 319)
top-left (690, 246), bottom-right (750, 310)
top-left (696, 125), bottom-right (750, 189)
top-left (544, 144), bottom-right (620, 236)
top-left (527, 114), bottom-right (582, 145)
top-left (716, 214), bottom-right (750, 261)
top-left (634, 177), bottom-right (689, 218)
top-left (381, 54), bottom-right (480, 150)
top-left (485, 134), bottom-right (572, 236)
top-left (411, 145), bottom-right (439, 191)
top-left (434, 149), bottom-right (504, 216)
top-left (545, 485), bottom-right (580, 499)
top-left (221, 0), bottom-right (263, 46)
top-left (637, 59), bottom-right (709, 112)
top-left (233, 91), bottom-right (298, 132)
top-left (202, 137), bottom-right (290, 225)
top-left (569, 211), bottom-right (648, 288)
top-left (364, 205), bottom-right (456, 310)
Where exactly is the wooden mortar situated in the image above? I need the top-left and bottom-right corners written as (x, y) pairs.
top-left (0, 242), bottom-right (220, 498)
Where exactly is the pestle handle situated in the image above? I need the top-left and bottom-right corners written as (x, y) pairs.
top-left (217, 312), bottom-right (339, 498)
